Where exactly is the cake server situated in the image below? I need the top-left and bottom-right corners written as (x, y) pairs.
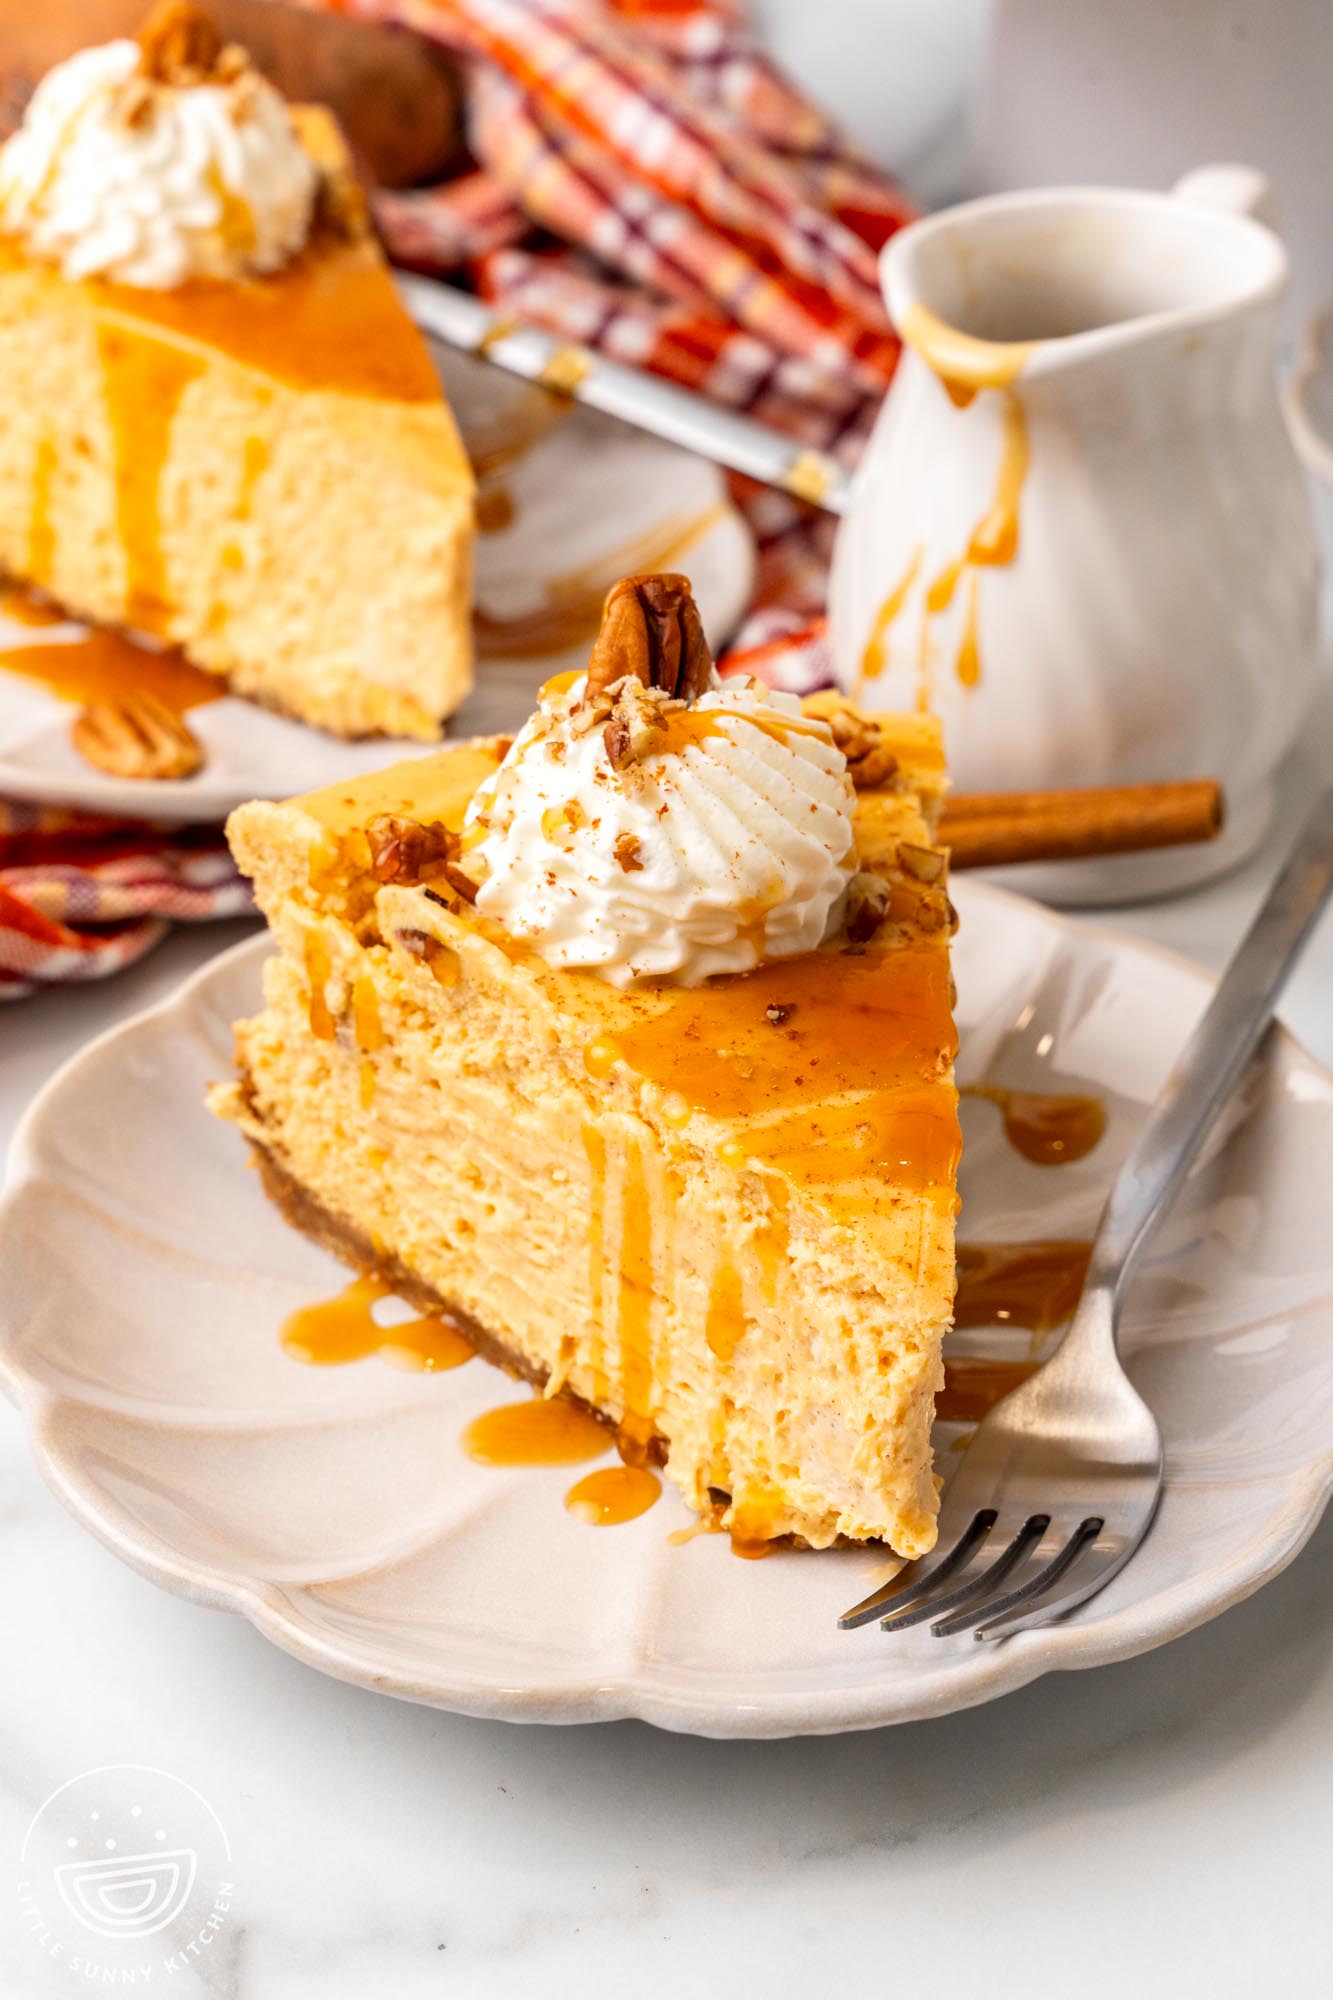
top-left (397, 271), bottom-right (853, 516)
top-left (841, 781), bottom-right (1333, 1641)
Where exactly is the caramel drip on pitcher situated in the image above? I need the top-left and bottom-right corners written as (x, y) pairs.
top-left (865, 304), bottom-right (1036, 707)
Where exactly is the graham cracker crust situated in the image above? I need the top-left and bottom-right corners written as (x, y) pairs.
top-left (248, 1129), bottom-right (668, 1468)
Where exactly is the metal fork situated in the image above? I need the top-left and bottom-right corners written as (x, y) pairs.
top-left (841, 784), bottom-right (1333, 1642)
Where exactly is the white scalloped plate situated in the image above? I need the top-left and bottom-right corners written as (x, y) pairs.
top-left (3, 880), bottom-right (1332, 1736)
top-left (0, 346), bottom-right (753, 822)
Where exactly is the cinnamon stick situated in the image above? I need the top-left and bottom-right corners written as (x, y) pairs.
top-left (940, 779), bottom-right (1223, 870)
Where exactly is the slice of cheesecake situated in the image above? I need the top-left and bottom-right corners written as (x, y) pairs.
top-left (212, 626), bottom-right (959, 1557)
top-left (0, 12), bottom-right (473, 741)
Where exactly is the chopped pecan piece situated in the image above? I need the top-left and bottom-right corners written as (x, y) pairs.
top-left (136, 1), bottom-right (227, 84)
top-left (584, 574), bottom-right (713, 705)
top-left (820, 703), bottom-right (899, 790)
top-left (844, 872), bottom-right (891, 943)
top-left (70, 695), bottom-right (203, 780)
top-left (614, 832), bottom-right (644, 872)
top-left (365, 813), bottom-right (478, 901)
top-left (897, 840), bottom-right (947, 884)
top-left (602, 681), bottom-right (669, 771)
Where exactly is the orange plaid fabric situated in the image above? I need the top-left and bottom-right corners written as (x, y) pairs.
top-left (304, 0), bottom-right (915, 675)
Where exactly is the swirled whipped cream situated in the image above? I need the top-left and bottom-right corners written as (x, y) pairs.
top-left (0, 35), bottom-right (319, 289)
top-left (464, 669), bottom-right (859, 987)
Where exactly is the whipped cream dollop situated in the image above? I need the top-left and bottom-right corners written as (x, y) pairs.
top-left (0, 38), bottom-right (319, 288)
top-left (464, 669), bottom-right (859, 987)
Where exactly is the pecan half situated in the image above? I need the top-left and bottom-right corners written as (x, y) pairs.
top-left (584, 574), bottom-right (713, 705)
top-left (137, 2), bottom-right (227, 84)
top-left (70, 696), bottom-right (203, 780)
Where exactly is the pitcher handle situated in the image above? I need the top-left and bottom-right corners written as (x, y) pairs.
top-left (1172, 164), bottom-right (1280, 236)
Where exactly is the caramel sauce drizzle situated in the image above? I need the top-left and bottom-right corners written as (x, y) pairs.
top-left (97, 325), bottom-right (203, 632)
top-left (615, 1140), bottom-right (657, 1467)
top-left (27, 437), bottom-right (56, 585)
top-left (565, 1464), bottom-right (661, 1526)
top-left (0, 589), bottom-right (221, 715)
top-left (937, 1356), bottom-right (1039, 1423)
top-left (463, 1396), bottom-right (610, 1466)
top-left (954, 1240), bottom-right (1093, 1333)
top-left (859, 543), bottom-right (923, 683)
top-left (865, 303), bottom-right (1036, 707)
top-left (282, 1274), bottom-right (474, 1372)
top-left (304, 932), bottom-right (335, 1041)
top-left (608, 943), bottom-right (960, 1199)
top-left (962, 1083), bottom-right (1106, 1165)
top-left (705, 1253), bottom-right (746, 1360)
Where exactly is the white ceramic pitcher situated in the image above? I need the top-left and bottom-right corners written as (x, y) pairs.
top-left (828, 168), bottom-right (1321, 902)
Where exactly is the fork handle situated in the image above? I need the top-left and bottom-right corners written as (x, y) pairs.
top-left (1089, 785), bottom-right (1333, 1304)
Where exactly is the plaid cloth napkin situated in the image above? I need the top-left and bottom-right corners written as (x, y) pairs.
top-left (0, 801), bottom-right (250, 1000)
top-left (338, 0), bottom-right (914, 675)
top-left (0, 0), bottom-right (912, 995)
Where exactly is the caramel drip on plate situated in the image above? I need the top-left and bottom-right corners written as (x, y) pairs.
top-left (97, 324), bottom-right (203, 633)
top-left (615, 1140), bottom-right (657, 1466)
top-left (282, 1274), bottom-right (474, 1372)
top-left (475, 485), bottom-right (515, 534)
top-left (0, 601), bottom-right (221, 715)
top-left (474, 504), bottom-right (726, 661)
top-left (705, 1253), bottom-right (746, 1360)
top-left (937, 1356), bottom-right (1039, 1423)
top-left (463, 1396), bottom-right (610, 1466)
top-left (954, 1240), bottom-right (1093, 1333)
top-left (565, 1464), bottom-right (661, 1526)
top-left (963, 1083), bottom-right (1106, 1165)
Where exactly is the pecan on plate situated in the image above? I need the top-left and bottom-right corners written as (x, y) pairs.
top-left (70, 695), bottom-right (204, 780)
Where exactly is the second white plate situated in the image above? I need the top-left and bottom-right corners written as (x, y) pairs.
top-left (0, 347), bottom-right (754, 822)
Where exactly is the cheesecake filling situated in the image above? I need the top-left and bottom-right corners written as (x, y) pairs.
top-left (0, 6), bottom-right (318, 289)
top-left (464, 577), bottom-right (858, 987)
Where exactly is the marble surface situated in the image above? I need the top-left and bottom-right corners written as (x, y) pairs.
top-left (3, 701), bottom-right (1333, 1994)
